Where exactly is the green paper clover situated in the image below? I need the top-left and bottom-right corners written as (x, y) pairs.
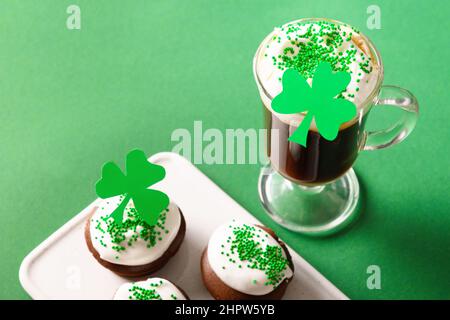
top-left (95, 149), bottom-right (169, 226)
top-left (272, 62), bottom-right (357, 147)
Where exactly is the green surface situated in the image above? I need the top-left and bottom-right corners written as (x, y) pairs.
top-left (0, 0), bottom-right (449, 299)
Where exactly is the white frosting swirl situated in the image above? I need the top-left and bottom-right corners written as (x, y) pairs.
top-left (89, 196), bottom-right (181, 266)
top-left (207, 221), bottom-right (293, 296)
top-left (114, 277), bottom-right (186, 300)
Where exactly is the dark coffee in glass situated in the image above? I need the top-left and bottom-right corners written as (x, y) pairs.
top-left (264, 108), bottom-right (367, 185)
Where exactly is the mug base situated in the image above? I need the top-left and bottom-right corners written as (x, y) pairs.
top-left (258, 165), bottom-right (360, 236)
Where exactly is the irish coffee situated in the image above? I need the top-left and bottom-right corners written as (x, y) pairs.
top-left (255, 19), bottom-right (379, 185)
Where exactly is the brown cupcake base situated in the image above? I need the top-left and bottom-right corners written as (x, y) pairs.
top-left (200, 225), bottom-right (294, 300)
top-left (85, 206), bottom-right (186, 278)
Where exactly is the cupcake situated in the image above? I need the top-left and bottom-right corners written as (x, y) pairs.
top-left (201, 221), bottom-right (294, 300)
top-left (85, 196), bottom-right (186, 277)
top-left (114, 277), bottom-right (188, 300)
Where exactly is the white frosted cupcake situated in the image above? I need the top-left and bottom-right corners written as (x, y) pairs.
top-left (114, 277), bottom-right (188, 300)
top-left (201, 220), bottom-right (294, 300)
top-left (85, 195), bottom-right (185, 277)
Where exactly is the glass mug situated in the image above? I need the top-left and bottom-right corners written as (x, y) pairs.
top-left (253, 18), bottom-right (419, 235)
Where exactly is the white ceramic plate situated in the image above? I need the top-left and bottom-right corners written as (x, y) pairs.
top-left (19, 152), bottom-right (347, 300)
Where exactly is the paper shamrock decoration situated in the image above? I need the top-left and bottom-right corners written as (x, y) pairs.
top-left (272, 62), bottom-right (357, 147)
top-left (95, 149), bottom-right (169, 226)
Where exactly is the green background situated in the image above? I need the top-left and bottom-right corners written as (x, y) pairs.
top-left (1, 0), bottom-right (449, 299)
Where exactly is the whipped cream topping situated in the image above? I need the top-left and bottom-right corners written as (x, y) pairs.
top-left (114, 277), bottom-right (186, 300)
top-left (255, 20), bottom-right (380, 126)
top-left (89, 196), bottom-right (181, 266)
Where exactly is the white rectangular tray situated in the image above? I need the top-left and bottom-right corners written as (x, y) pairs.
top-left (19, 152), bottom-right (347, 300)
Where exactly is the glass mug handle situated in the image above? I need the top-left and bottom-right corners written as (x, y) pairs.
top-left (362, 85), bottom-right (419, 151)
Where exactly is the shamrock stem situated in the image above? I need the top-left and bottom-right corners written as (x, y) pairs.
top-left (110, 194), bottom-right (131, 226)
top-left (288, 112), bottom-right (313, 147)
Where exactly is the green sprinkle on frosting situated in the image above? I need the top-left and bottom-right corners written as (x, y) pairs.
top-left (125, 280), bottom-right (178, 300)
top-left (93, 196), bottom-right (170, 257)
top-left (264, 20), bottom-right (374, 99)
top-left (224, 224), bottom-right (290, 288)
top-left (127, 284), bottom-right (162, 300)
